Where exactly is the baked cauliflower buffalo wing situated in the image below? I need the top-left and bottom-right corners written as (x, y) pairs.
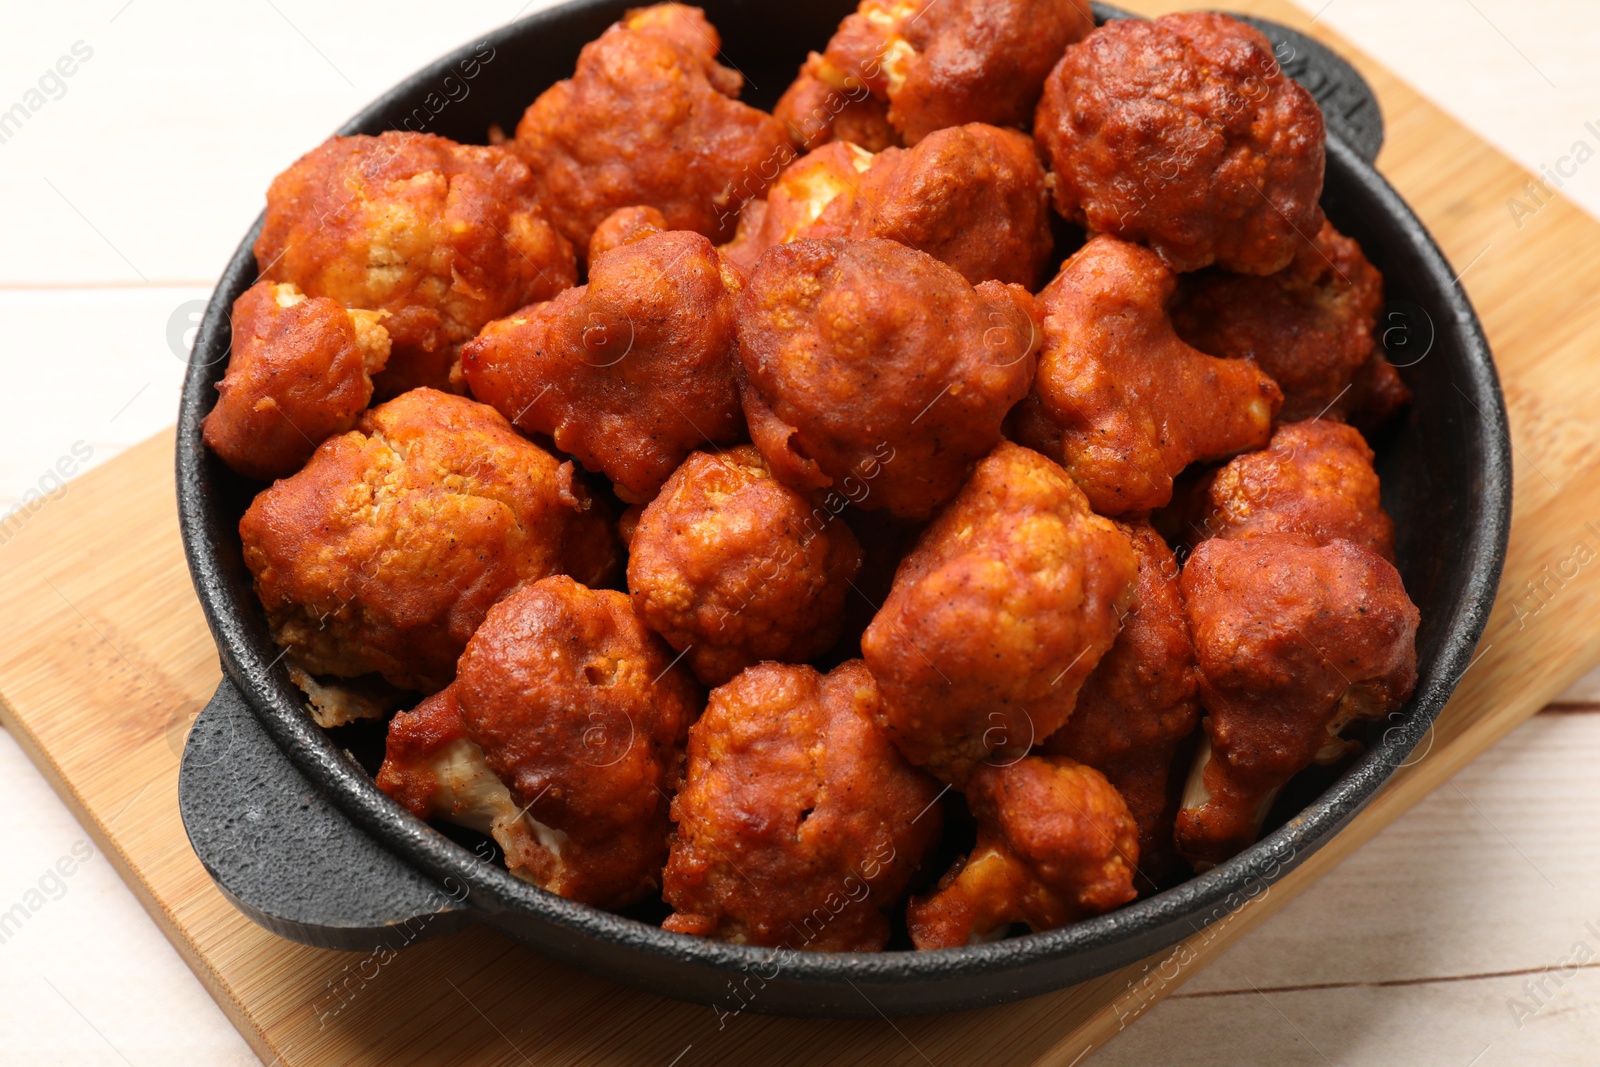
top-left (662, 661), bottom-right (943, 950)
top-left (377, 685), bottom-right (565, 886)
top-left (1176, 534), bottom-right (1419, 867)
top-left (627, 447), bottom-right (864, 687)
top-left (1173, 221), bottom-right (1408, 425)
top-left (1197, 419), bottom-right (1396, 560)
top-left (863, 443), bottom-right (1139, 784)
top-left (773, 53), bottom-right (898, 154)
top-left (806, 0), bottom-right (1095, 146)
top-left (586, 205), bottom-right (669, 263)
top-left (453, 576), bottom-right (702, 908)
top-left (908, 755), bottom-right (1139, 948)
top-left (721, 123), bottom-right (1053, 288)
top-left (512, 4), bottom-right (790, 252)
top-left (721, 141), bottom-right (875, 265)
top-left (239, 389), bottom-right (616, 693)
top-left (462, 228), bottom-right (744, 503)
top-left (254, 131), bottom-right (575, 396)
top-left (1012, 235), bottom-right (1282, 515)
top-left (1043, 522), bottom-right (1200, 886)
top-left (1036, 13), bottom-right (1326, 275)
top-left (202, 281), bottom-right (390, 481)
top-left (738, 238), bottom-right (1040, 520)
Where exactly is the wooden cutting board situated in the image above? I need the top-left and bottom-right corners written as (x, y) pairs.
top-left (4, 1), bottom-right (1600, 1063)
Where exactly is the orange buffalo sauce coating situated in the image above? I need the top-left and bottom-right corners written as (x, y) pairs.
top-left (1173, 221), bottom-right (1395, 424)
top-left (737, 237), bottom-right (1039, 520)
top-left (1013, 235), bottom-right (1282, 516)
top-left (203, 281), bottom-right (389, 481)
top-left (456, 577), bottom-right (701, 908)
top-left (1200, 419), bottom-right (1397, 560)
top-left (813, 0), bottom-right (1094, 146)
top-left (512, 4), bottom-right (790, 252)
top-left (1037, 13), bottom-right (1326, 275)
top-left (376, 686), bottom-right (570, 887)
top-left (1176, 534), bottom-right (1419, 867)
top-left (255, 131), bottom-right (574, 396)
top-left (627, 447), bottom-right (863, 687)
top-left (773, 53), bottom-right (899, 154)
top-left (908, 755), bottom-right (1138, 948)
top-left (663, 661), bottom-right (943, 951)
top-left (239, 389), bottom-right (615, 693)
top-left (463, 228), bottom-right (744, 503)
top-left (722, 123), bottom-right (1052, 289)
top-left (863, 442), bottom-right (1138, 785)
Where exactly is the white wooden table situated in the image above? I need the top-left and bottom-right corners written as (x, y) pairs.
top-left (1, 2), bottom-right (1596, 1063)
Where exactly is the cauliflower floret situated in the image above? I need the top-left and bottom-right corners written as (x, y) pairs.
top-left (1175, 534), bottom-right (1419, 868)
top-left (808, 0), bottom-right (1095, 145)
top-left (376, 687), bottom-right (568, 885)
top-left (202, 280), bottom-right (391, 481)
top-left (255, 131), bottom-right (575, 395)
top-left (511, 3), bottom-right (791, 252)
top-left (721, 124), bottom-right (1052, 289)
top-left (453, 576), bottom-right (701, 908)
top-left (285, 665), bottom-right (403, 729)
top-left (907, 755), bottom-right (1138, 948)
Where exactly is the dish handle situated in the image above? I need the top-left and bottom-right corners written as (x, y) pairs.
top-left (178, 678), bottom-right (471, 953)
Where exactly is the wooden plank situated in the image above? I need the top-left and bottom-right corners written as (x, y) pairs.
top-left (1090, 708), bottom-right (1600, 1062)
top-left (2, 1), bottom-right (1600, 1064)
top-left (1098, 973), bottom-right (1600, 1067)
top-left (1187, 713), bottom-right (1600, 993)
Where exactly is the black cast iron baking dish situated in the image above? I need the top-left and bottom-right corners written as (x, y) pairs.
top-left (175, 0), bottom-right (1511, 1018)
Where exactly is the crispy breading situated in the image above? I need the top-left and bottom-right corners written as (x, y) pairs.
top-left (722, 123), bottom-right (1052, 288)
top-left (203, 281), bottom-right (390, 481)
top-left (816, 0), bottom-right (1094, 145)
top-left (737, 238), bottom-right (1040, 520)
top-left (1173, 222), bottom-right (1389, 422)
top-left (862, 442), bottom-right (1139, 784)
top-left (239, 389), bottom-right (616, 693)
top-left (462, 229), bottom-right (744, 503)
top-left (1176, 534), bottom-right (1419, 867)
top-left (376, 685), bottom-right (567, 887)
top-left (1036, 13), bottom-right (1326, 275)
top-left (512, 4), bottom-right (790, 253)
top-left (255, 131), bottom-right (575, 395)
top-left (773, 52), bottom-right (900, 154)
top-left (455, 576), bottom-right (701, 908)
top-left (1043, 521), bottom-right (1200, 885)
top-left (908, 755), bottom-right (1138, 948)
top-left (1200, 419), bottom-right (1397, 560)
top-left (1012, 235), bottom-right (1282, 515)
top-left (663, 661), bottom-right (943, 950)
top-left (627, 447), bottom-right (863, 687)
top-left (587, 205), bottom-right (669, 263)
